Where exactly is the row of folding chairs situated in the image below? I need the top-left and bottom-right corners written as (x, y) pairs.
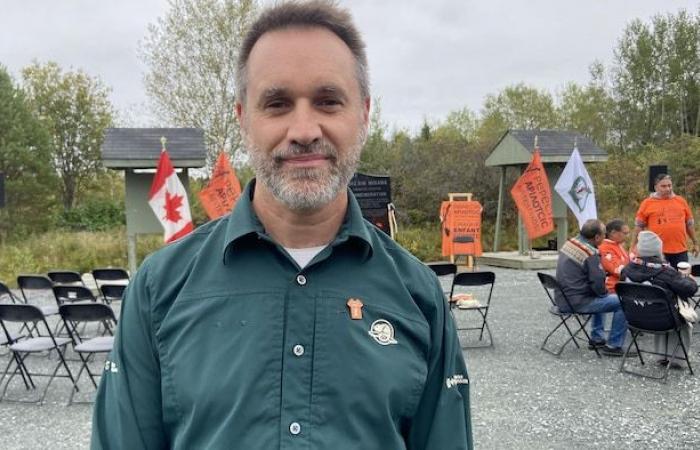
top-left (538, 272), bottom-right (694, 383)
top-left (47, 268), bottom-right (130, 305)
top-left (427, 262), bottom-right (495, 348)
top-left (0, 268), bottom-right (129, 314)
top-left (0, 302), bottom-right (117, 404)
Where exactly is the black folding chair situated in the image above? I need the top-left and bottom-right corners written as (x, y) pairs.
top-left (616, 282), bottom-right (693, 382)
top-left (450, 271), bottom-right (495, 347)
top-left (0, 282), bottom-right (26, 348)
top-left (0, 304), bottom-right (77, 404)
top-left (52, 285), bottom-right (98, 306)
top-left (17, 275), bottom-right (59, 318)
top-left (59, 303), bottom-right (117, 404)
top-left (426, 262), bottom-right (458, 301)
top-left (0, 281), bottom-right (21, 305)
top-left (690, 264), bottom-right (700, 310)
top-left (92, 268), bottom-right (129, 303)
top-left (537, 272), bottom-right (601, 358)
top-left (99, 284), bottom-right (126, 305)
top-left (47, 271), bottom-right (86, 287)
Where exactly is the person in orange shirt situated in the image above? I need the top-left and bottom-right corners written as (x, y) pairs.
top-left (599, 219), bottom-right (630, 293)
top-left (632, 173), bottom-right (699, 269)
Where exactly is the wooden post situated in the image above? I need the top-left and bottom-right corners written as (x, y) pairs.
top-left (493, 166), bottom-right (506, 252)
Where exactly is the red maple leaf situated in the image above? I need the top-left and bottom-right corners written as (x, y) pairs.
top-left (163, 191), bottom-right (184, 223)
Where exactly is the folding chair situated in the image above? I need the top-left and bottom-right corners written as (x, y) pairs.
top-left (99, 284), bottom-right (126, 305)
top-left (451, 271), bottom-right (495, 347)
top-left (0, 304), bottom-right (77, 404)
top-left (427, 262), bottom-right (458, 302)
top-left (537, 272), bottom-right (601, 357)
top-left (52, 285), bottom-right (98, 306)
top-left (0, 282), bottom-right (26, 347)
top-left (17, 275), bottom-right (59, 317)
top-left (92, 268), bottom-right (129, 303)
top-left (47, 271), bottom-right (86, 287)
top-left (0, 282), bottom-right (33, 347)
top-left (616, 282), bottom-right (693, 382)
top-left (690, 264), bottom-right (700, 310)
top-left (59, 303), bottom-right (116, 404)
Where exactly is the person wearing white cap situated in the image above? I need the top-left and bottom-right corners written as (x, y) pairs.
top-left (624, 230), bottom-right (698, 368)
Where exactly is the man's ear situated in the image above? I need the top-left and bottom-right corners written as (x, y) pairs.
top-left (363, 97), bottom-right (371, 126)
top-left (235, 102), bottom-right (244, 124)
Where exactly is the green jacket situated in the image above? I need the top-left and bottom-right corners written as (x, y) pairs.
top-left (91, 180), bottom-right (473, 450)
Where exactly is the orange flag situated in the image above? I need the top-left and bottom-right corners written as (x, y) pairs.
top-left (510, 150), bottom-right (554, 239)
top-left (198, 152), bottom-right (242, 220)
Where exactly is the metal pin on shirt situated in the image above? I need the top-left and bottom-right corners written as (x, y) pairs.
top-left (346, 298), bottom-right (364, 320)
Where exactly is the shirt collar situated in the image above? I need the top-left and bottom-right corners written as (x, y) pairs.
top-left (651, 191), bottom-right (675, 199)
top-left (222, 179), bottom-right (374, 264)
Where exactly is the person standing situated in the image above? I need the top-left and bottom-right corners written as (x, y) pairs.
top-left (598, 219), bottom-right (630, 293)
top-left (633, 173), bottom-right (699, 268)
top-left (90, 2), bottom-right (473, 449)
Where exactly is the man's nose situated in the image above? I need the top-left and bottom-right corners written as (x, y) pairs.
top-left (287, 103), bottom-right (322, 146)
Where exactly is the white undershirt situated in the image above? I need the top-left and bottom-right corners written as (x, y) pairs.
top-left (283, 245), bottom-right (328, 268)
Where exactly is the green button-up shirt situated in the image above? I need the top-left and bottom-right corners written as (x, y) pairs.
top-left (91, 181), bottom-right (473, 450)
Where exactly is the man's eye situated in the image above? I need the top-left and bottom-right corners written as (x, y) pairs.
top-left (266, 101), bottom-right (288, 109)
top-left (318, 98), bottom-right (342, 108)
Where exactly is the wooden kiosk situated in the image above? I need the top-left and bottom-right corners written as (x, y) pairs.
top-left (101, 128), bottom-right (206, 274)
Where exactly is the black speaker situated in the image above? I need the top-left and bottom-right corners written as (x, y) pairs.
top-left (0, 172), bottom-right (4, 208)
top-left (648, 165), bottom-right (668, 192)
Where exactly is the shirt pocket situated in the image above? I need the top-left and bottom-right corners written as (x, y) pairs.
top-left (312, 295), bottom-right (430, 425)
top-left (156, 290), bottom-right (285, 427)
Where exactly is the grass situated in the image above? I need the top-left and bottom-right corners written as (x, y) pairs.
top-left (0, 227), bottom-right (163, 287)
top-left (0, 221), bottom-right (520, 286)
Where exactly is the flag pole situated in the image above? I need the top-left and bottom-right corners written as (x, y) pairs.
top-left (528, 135), bottom-right (538, 258)
top-left (160, 136), bottom-right (167, 152)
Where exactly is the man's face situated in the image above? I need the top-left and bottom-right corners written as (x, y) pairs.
top-left (655, 178), bottom-right (673, 198)
top-left (236, 27), bottom-right (370, 211)
top-left (611, 225), bottom-right (630, 244)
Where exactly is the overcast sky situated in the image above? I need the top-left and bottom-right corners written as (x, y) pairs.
top-left (2, 0), bottom-right (698, 133)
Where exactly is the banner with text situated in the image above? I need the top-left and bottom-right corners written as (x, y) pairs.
top-left (510, 150), bottom-right (554, 239)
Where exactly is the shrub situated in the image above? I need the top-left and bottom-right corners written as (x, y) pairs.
top-left (57, 199), bottom-right (125, 231)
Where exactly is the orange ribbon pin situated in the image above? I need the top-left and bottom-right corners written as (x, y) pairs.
top-left (346, 298), bottom-right (364, 320)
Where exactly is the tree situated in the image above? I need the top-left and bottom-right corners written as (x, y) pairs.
top-left (22, 62), bottom-right (114, 210)
top-left (0, 66), bottom-right (59, 237)
top-left (359, 97), bottom-right (394, 174)
top-left (611, 9), bottom-right (700, 149)
top-left (556, 63), bottom-right (615, 148)
top-left (141, 0), bottom-right (257, 167)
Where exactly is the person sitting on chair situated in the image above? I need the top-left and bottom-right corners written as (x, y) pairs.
top-left (598, 218), bottom-right (631, 293)
top-left (556, 219), bottom-right (631, 356)
top-left (623, 230), bottom-right (698, 368)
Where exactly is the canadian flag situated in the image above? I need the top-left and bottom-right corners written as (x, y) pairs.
top-left (148, 150), bottom-right (193, 243)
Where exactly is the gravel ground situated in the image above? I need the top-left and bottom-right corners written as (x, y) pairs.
top-left (1, 266), bottom-right (699, 449)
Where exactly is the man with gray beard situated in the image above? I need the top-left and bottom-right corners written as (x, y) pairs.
top-left (91, 2), bottom-right (473, 449)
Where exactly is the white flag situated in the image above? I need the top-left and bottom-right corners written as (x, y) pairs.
top-left (148, 149), bottom-right (193, 243)
top-left (554, 147), bottom-right (597, 229)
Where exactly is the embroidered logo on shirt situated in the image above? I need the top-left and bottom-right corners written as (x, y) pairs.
top-left (446, 374), bottom-right (469, 388)
top-left (104, 360), bottom-right (118, 373)
top-left (368, 319), bottom-right (398, 345)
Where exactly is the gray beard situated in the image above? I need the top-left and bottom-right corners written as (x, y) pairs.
top-left (246, 133), bottom-right (365, 211)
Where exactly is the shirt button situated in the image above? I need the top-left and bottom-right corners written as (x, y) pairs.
top-left (289, 422), bottom-right (301, 435)
top-left (296, 274), bottom-right (307, 286)
top-left (293, 344), bottom-right (305, 356)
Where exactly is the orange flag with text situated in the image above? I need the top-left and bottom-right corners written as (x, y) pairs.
top-left (198, 152), bottom-right (242, 220)
top-left (510, 150), bottom-right (554, 239)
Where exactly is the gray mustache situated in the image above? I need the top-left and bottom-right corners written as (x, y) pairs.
top-left (273, 141), bottom-right (338, 162)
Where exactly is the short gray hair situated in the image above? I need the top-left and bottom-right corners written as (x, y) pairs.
top-left (235, 0), bottom-right (370, 104)
top-left (580, 219), bottom-right (605, 240)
